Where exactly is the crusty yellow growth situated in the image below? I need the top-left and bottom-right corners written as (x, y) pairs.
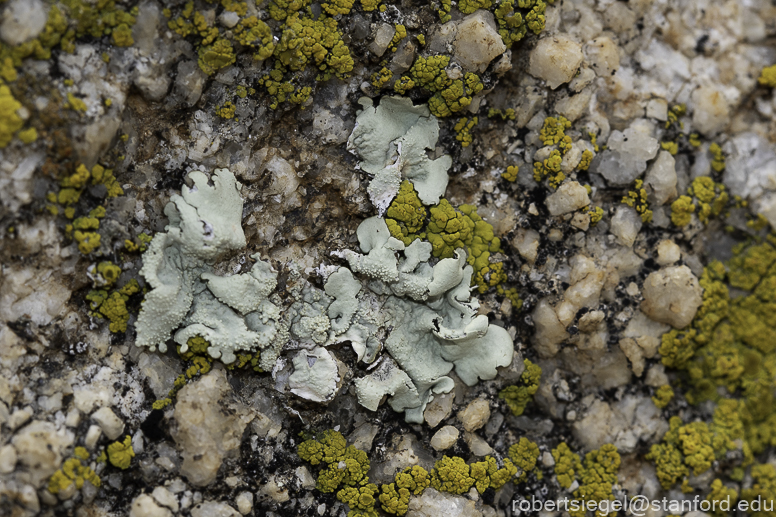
top-left (216, 101), bottom-right (236, 119)
top-left (0, 81), bottom-right (24, 148)
top-left (112, 23), bottom-right (134, 47)
top-left (741, 464), bottom-right (776, 514)
top-left (688, 133), bottom-right (701, 147)
top-left (198, 38), bottom-right (236, 75)
top-left (389, 25), bottom-right (407, 51)
top-left (337, 483), bottom-right (379, 514)
top-left (66, 92), bottom-right (87, 112)
top-left (458, 0), bottom-right (492, 13)
top-left (385, 181), bottom-right (427, 246)
top-left (370, 66), bottom-right (392, 89)
top-left (403, 55), bottom-right (484, 117)
top-left (533, 149), bottom-right (564, 188)
top-left (539, 115), bottom-right (571, 150)
top-left (661, 140), bottom-right (678, 155)
top-left (107, 436), bottom-right (134, 469)
top-left (48, 457), bottom-right (101, 494)
top-left (647, 416), bottom-right (717, 491)
top-left (438, 0), bottom-right (451, 22)
top-left (488, 108), bottom-right (515, 120)
top-left (586, 205), bottom-right (604, 225)
top-left (665, 103), bottom-right (686, 129)
top-left (577, 149), bottom-right (593, 171)
top-left (678, 176), bottom-right (729, 224)
top-left (508, 437), bottom-right (540, 482)
top-left (494, 0), bottom-right (548, 48)
top-left (758, 64), bottom-right (776, 88)
top-left (453, 116), bottom-right (477, 147)
top-left (234, 17), bottom-right (275, 60)
top-left (379, 466), bottom-right (430, 515)
top-left (18, 127), bottom-right (37, 144)
top-left (430, 456), bottom-right (474, 495)
top-left (652, 384), bottom-right (674, 409)
top-left (571, 444), bottom-right (620, 517)
top-left (670, 195), bottom-right (695, 227)
top-left (499, 358), bottom-right (541, 416)
top-left (360, 0), bottom-right (382, 11)
top-left (501, 165), bottom-right (518, 182)
top-left (97, 261), bottom-right (121, 286)
top-left (552, 442), bottom-right (581, 489)
top-left (622, 179), bottom-right (653, 223)
top-left (427, 201), bottom-right (501, 277)
top-left (322, 0), bottom-right (355, 16)
top-left (709, 142), bottom-right (725, 172)
top-left (470, 456), bottom-right (518, 493)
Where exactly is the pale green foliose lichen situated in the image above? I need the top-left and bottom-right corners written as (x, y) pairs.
top-left (333, 216), bottom-right (514, 423)
top-left (348, 96), bottom-right (452, 213)
top-left (135, 168), bottom-right (286, 369)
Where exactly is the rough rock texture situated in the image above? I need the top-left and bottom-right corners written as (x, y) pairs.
top-left (406, 489), bottom-right (481, 517)
top-left (641, 266), bottom-right (703, 329)
top-left (453, 11), bottom-right (506, 73)
top-left (529, 34), bottom-right (583, 89)
top-left (171, 369), bottom-right (250, 486)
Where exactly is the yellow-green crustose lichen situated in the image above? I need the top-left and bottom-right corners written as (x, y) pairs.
top-left (48, 447), bottom-right (101, 495)
top-left (499, 358), bottom-right (541, 416)
top-left (670, 176), bottom-right (728, 226)
top-left (453, 117), bottom-right (477, 148)
top-left (385, 181), bottom-right (427, 247)
top-left (532, 115), bottom-right (588, 189)
top-left (653, 238), bottom-right (776, 492)
top-left (87, 279), bottom-right (140, 333)
top-left (299, 430), bottom-right (544, 516)
top-left (106, 436), bottom-right (135, 470)
top-left (0, 80), bottom-right (25, 148)
top-left (622, 179), bottom-right (653, 223)
top-left (0, 1), bottom-right (136, 80)
top-left (571, 445), bottom-right (621, 517)
top-left (383, 186), bottom-right (505, 294)
top-left (394, 55), bottom-right (484, 117)
top-left (758, 64), bottom-right (776, 88)
top-left (165, 0), bottom-right (353, 109)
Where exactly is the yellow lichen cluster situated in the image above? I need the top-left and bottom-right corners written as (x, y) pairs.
top-left (153, 335), bottom-right (262, 410)
top-left (665, 103), bottom-right (686, 129)
top-left (494, 0), bottom-right (550, 48)
top-left (87, 279), bottom-right (140, 333)
top-left (106, 436), bottom-right (135, 469)
top-left (499, 358), bottom-right (542, 416)
top-left (0, 1), bottom-right (137, 85)
top-left (0, 80), bottom-right (25, 148)
top-left (165, 0), bottom-right (353, 109)
top-left (758, 64), bottom-right (776, 88)
top-left (671, 176), bottom-right (728, 226)
top-left (384, 182), bottom-right (508, 294)
top-left (453, 117), bottom-right (477, 147)
top-left (654, 238), bottom-right (776, 492)
top-left (508, 437), bottom-right (540, 482)
top-left (395, 55), bottom-right (484, 117)
top-left (48, 448), bottom-right (101, 495)
top-left (385, 181), bottom-right (427, 246)
top-left (571, 445), bottom-right (621, 517)
top-left (501, 165), bottom-right (519, 182)
top-left (47, 163), bottom-right (123, 220)
top-left (621, 179), bottom-right (653, 223)
top-left (488, 108), bottom-right (516, 121)
top-left (533, 115), bottom-right (586, 189)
